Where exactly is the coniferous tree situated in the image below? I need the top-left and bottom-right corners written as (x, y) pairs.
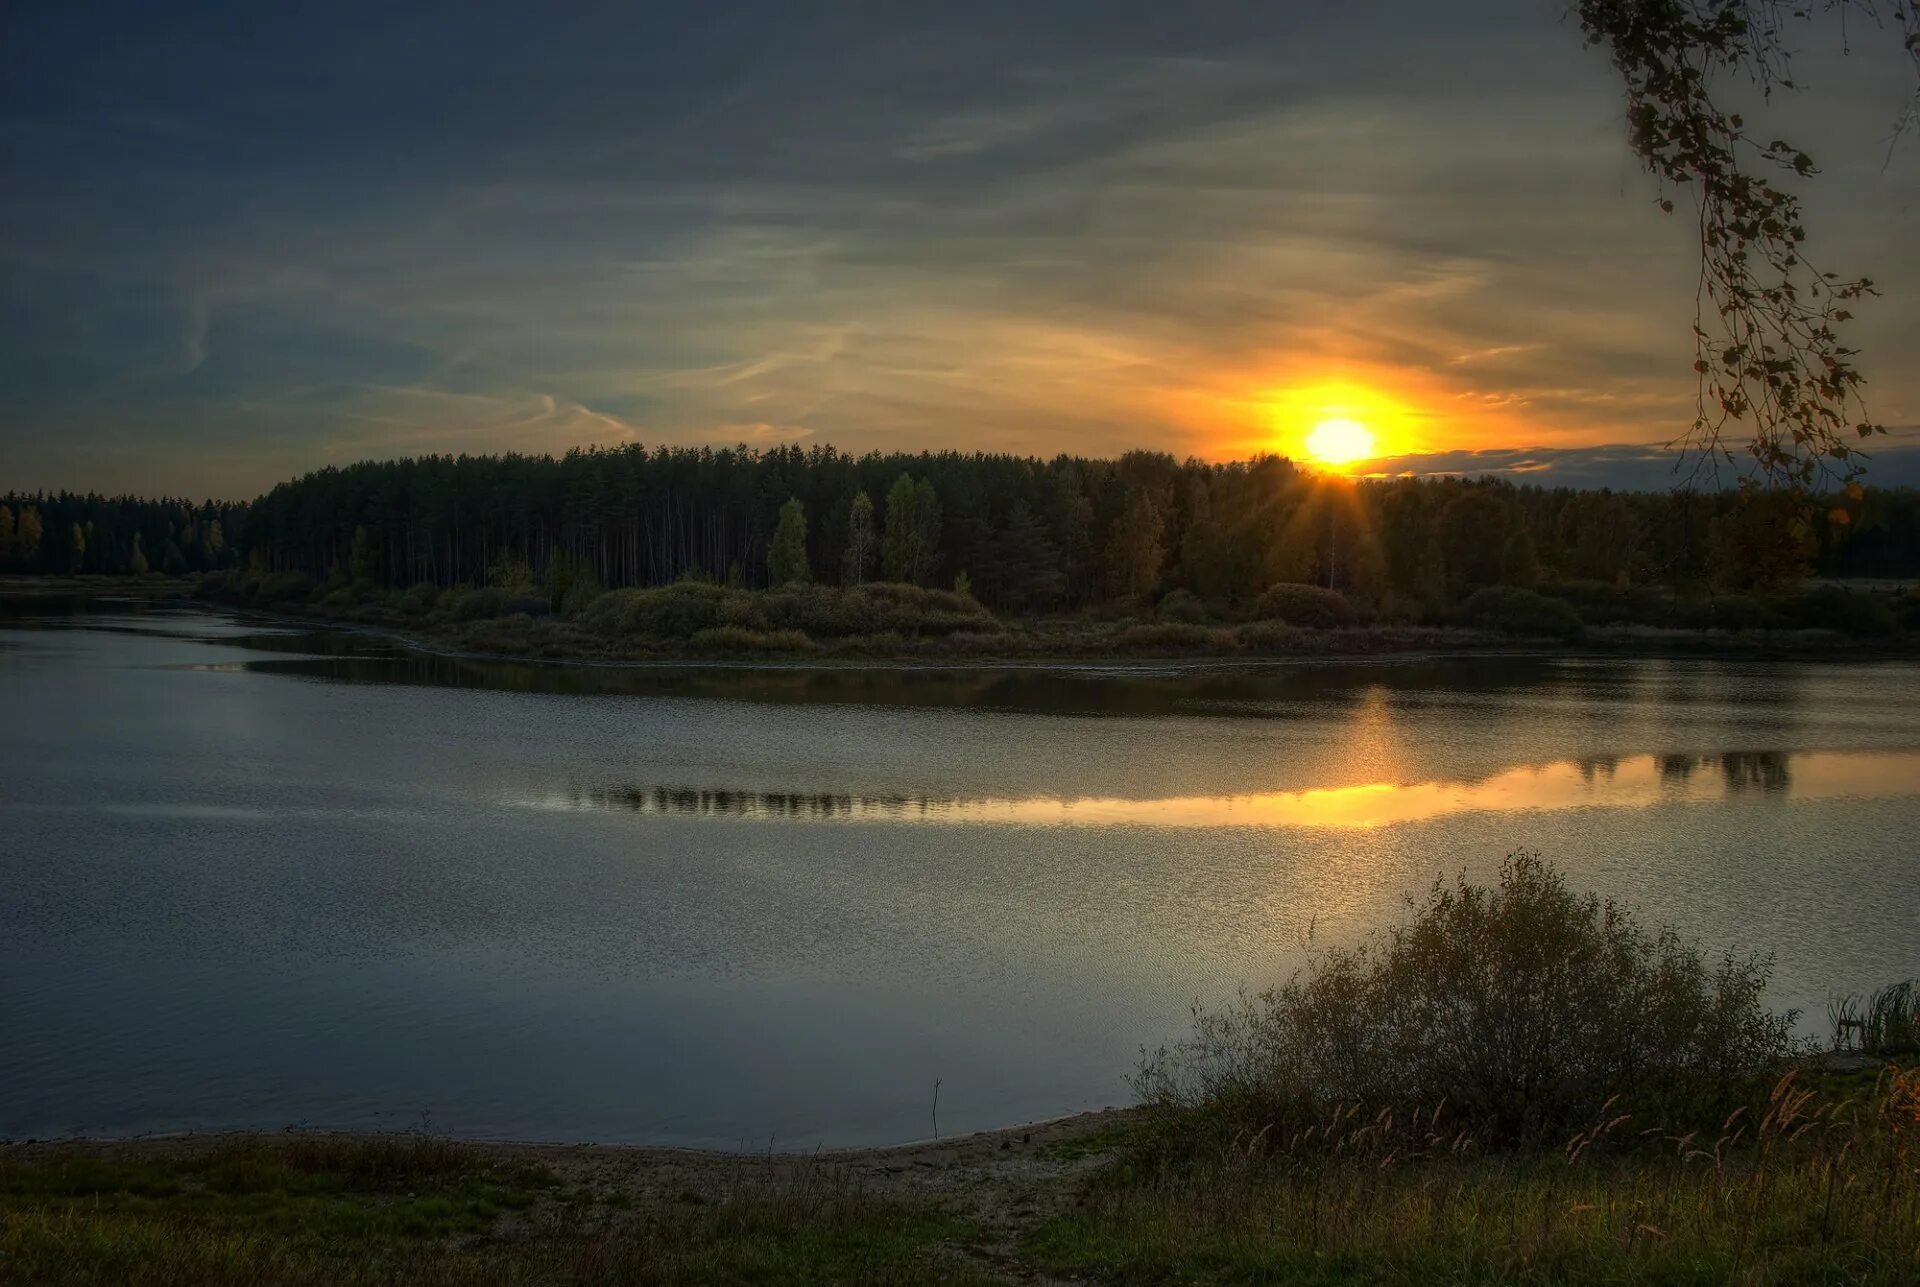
top-left (911, 478), bottom-right (942, 586)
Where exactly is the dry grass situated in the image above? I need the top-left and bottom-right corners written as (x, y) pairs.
top-left (1028, 1066), bottom-right (1920, 1284)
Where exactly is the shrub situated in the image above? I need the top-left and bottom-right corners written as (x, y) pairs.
top-left (1541, 579), bottom-right (1672, 627)
top-left (686, 626), bottom-right (816, 655)
top-left (1251, 583), bottom-right (1355, 628)
top-left (1461, 585), bottom-right (1584, 640)
top-left (1156, 588), bottom-right (1212, 624)
top-left (450, 587), bottom-right (509, 621)
top-left (1234, 619), bottom-right (1305, 653)
top-left (1670, 594), bottom-right (1785, 632)
top-left (1110, 622), bottom-right (1227, 653)
top-left (1135, 854), bottom-right (1805, 1148)
top-left (502, 593), bottom-right (550, 618)
top-left (398, 582), bottom-right (440, 616)
top-left (763, 583), bottom-right (994, 638)
top-left (558, 574), bottom-right (604, 618)
top-left (256, 572), bottom-right (314, 603)
top-left (1781, 586), bottom-right (1897, 637)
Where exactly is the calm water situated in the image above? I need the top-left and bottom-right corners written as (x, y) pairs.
top-left (4, 597), bottom-right (1918, 1148)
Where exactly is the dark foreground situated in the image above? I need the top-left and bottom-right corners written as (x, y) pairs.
top-left (6, 1066), bottom-right (1915, 1286)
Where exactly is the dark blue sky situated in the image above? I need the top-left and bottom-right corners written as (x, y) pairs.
top-left (3, 2), bottom-right (1914, 496)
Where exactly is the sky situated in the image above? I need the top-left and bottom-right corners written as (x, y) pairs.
top-left (2, 1), bottom-right (1916, 499)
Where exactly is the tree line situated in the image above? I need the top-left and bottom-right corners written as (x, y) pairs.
top-left (0, 494), bottom-right (244, 578)
top-left (5, 445), bottom-right (1918, 610)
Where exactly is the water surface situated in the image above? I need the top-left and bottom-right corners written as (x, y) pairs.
top-left (4, 597), bottom-right (1917, 1147)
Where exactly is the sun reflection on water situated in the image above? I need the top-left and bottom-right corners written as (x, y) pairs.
top-left (516, 749), bottom-right (1920, 830)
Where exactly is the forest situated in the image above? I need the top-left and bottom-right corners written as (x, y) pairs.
top-left (4, 445), bottom-right (1919, 621)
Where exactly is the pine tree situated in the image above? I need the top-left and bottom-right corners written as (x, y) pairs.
top-left (995, 502), bottom-right (1066, 611)
top-left (911, 479), bottom-right (942, 586)
top-left (349, 525), bottom-right (378, 584)
top-left (766, 497), bottom-right (810, 586)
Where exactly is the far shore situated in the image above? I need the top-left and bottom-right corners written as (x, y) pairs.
top-left (6, 573), bottom-right (1917, 670)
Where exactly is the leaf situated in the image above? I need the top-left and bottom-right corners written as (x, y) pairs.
top-left (1827, 508), bottom-right (1851, 526)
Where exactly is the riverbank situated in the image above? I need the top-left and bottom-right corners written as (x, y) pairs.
top-left (7, 1062), bottom-right (1913, 1285)
top-left (9, 574), bottom-right (1917, 668)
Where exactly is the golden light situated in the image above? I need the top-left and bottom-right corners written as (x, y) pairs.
top-left (1305, 416), bottom-right (1376, 468)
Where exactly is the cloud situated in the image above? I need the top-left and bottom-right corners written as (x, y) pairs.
top-left (2, 3), bottom-right (1914, 496)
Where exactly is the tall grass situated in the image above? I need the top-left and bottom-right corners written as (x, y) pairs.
top-left (1029, 1066), bottom-right (1920, 1284)
top-left (1833, 979), bottom-right (1920, 1057)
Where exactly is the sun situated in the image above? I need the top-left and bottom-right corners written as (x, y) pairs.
top-left (1305, 417), bottom-right (1375, 468)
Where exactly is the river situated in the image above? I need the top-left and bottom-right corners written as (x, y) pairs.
top-left (3, 596), bottom-right (1916, 1147)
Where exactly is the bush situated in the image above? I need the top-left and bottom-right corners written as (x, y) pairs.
top-left (1461, 586), bottom-right (1584, 640)
top-left (1233, 619), bottom-right (1306, 653)
top-left (1669, 594), bottom-right (1785, 633)
top-left (1541, 579), bottom-right (1672, 627)
top-left (450, 587), bottom-right (509, 621)
top-left (1251, 583), bottom-right (1355, 628)
top-left (1156, 588), bottom-right (1212, 624)
top-left (686, 626), bottom-right (816, 655)
top-left (1135, 854), bottom-right (1805, 1148)
top-left (1109, 622), bottom-right (1228, 653)
top-left (1781, 586), bottom-right (1897, 637)
top-left (398, 582), bottom-right (440, 616)
top-left (558, 574), bottom-right (604, 618)
top-left (256, 572), bottom-right (315, 603)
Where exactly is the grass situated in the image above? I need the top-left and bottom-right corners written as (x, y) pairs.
top-left (0, 1134), bottom-right (992, 1285)
top-left (1832, 979), bottom-right (1920, 1058)
top-left (1025, 1067), bottom-right (1920, 1285)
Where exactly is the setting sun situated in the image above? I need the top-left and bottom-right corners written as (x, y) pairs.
top-left (1306, 417), bottom-right (1376, 468)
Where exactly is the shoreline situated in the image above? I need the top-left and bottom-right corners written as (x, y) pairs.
top-left (8, 574), bottom-right (1916, 671)
top-left (0, 1104), bottom-right (1139, 1166)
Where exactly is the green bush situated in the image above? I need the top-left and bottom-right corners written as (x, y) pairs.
top-left (1251, 583), bottom-right (1355, 628)
top-left (1461, 585), bottom-right (1584, 640)
top-left (450, 587), bottom-right (509, 621)
top-left (1135, 854), bottom-right (1805, 1149)
top-left (558, 574), bottom-right (604, 618)
top-left (256, 572), bottom-right (315, 603)
top-left (1233, 619), bottom-right (1305, 653)
top-left (1156, 588), bottom-right (1212, 624)
top-left (1781, 586), bottom-right (1897, 636)
top-left (1110, 622), bottom-right (1228, 653)
top-left (1895, 588), bottom-right (1920, 630)
top-left (686, 626), bottom-right (817, 655)
top-left (1541, 579), bottom-right (1672, 627)
top-left (763, 583), bottom-right (994, 638)
top-left (398, 582), bottom-right (440, 616)
top-left (1669, 594), bottom-right (1785, 632)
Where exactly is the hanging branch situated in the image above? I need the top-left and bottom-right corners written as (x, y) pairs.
top-left (1577, 1), bottom-right (1915, 494)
